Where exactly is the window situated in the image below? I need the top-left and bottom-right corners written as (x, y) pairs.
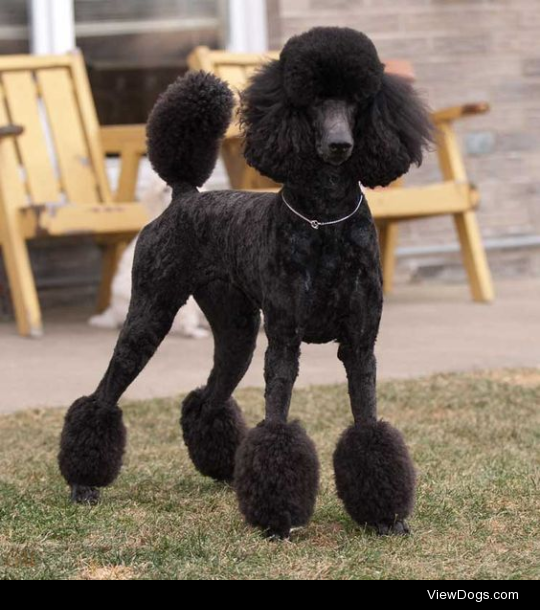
top-left (74, 0), bottom-right (228, 124)
top-left (0, 0), bottom-right (29, 54)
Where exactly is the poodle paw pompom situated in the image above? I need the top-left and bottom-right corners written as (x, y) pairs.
top-left (58, 396), bottom-right (126, 490)
top-left (71, 485), bottom-right (101, 505)
top-left (376, 520), bottom-right (410, 537)
top-left (235, 421), bottom-right (320, 539)
top-left (181, 389), bottom-right (248, 483)
top-left (333, 420), bottom-right (416, 532)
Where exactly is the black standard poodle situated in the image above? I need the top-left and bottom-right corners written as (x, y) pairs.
top-left (59, 27), bottom-right (432, 539)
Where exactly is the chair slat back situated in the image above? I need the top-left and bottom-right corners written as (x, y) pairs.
top-left (188, 48), bottom-right (280, 95)
top-left (0, 52), bottom-right (112, 209)
top-left (37, 68), bottom-right (100, 204)
top-left (2, 72), bottom-right (61, 204)
top-left (0, 93), bottom-right (29, 208)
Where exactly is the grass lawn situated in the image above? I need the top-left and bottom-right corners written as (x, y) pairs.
top-left (0, 370), bottom-right (539, 580)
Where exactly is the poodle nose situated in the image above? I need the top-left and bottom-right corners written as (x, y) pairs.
top-left (329, 141), bottom-right (353, 154)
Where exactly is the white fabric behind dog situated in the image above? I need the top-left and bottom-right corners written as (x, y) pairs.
top-left (89, 173), bottom-right (209, 338)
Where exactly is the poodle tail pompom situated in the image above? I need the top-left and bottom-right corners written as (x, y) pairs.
top-left (147, 72), bottom-right (234, 188)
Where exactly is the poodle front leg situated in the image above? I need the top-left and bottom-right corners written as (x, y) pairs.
top-left (334, 343), bottom-right (416, 535)
top-left (235, 335), bottom-right (320, 539)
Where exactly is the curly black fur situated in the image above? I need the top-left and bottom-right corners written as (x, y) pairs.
top-left (147, 71), bottom-right (234, 187)
top-left (181, 388), bottom-right (248, 483)
top-left (353, 73), bottom-right (433, 188)
top-left (59, 27), bottom-right (429, 535)
top-left (241, 26), bottom-right (432, 186)
top-left (235, 421), bottom-right (320, 539)
top-left (71, 485), bottom-right (101, 505)
top-left (58, 396), bottom-right (126, 490)
top-left (333, 421), bottom-right (416, 532)
top-left (282, 28), bottom-right (384, 106)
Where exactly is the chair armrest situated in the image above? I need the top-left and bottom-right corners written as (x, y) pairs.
top-left (225, 123), bottom-right (242, 140)
top-left (0, 124), bottom-right (24, 139)
top-left (431, 102), bottom-right (490, 125)
top-left (100, 125), bottom-right (147, 202)
top-left (432, 105), bottom-right (490, 184)
top-left (100, 124), bottom-right (147, 155)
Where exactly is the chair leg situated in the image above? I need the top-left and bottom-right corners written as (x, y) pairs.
top-left (0, 225), bottom-right (42, 337)
top-left (379, 222), bottom-right (399, 295)
top-left (97, 241), bottom-right (127, 313)
top-left (454, 211), bottom-right (495, 303)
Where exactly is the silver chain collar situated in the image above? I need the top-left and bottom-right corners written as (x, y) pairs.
top-left (281, 191), bottom-right (364, 230)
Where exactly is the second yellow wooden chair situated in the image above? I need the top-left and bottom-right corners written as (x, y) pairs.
top-left (188, 47), bottom-right (494, 303)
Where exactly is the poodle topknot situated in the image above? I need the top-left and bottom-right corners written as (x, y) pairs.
top-left (60, 27), bottom-right (431, 539)
top-left (281, 27), bottom-right (384, 105)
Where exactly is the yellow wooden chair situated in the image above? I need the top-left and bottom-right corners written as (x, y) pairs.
top-left (188, 47), bottom-right (494, 303)
top-left (0, 52), bottom-right (149, 337)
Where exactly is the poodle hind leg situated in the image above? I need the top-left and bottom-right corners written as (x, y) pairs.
top-left (181, 282), bottom-right (260, 483)
top-left (334, 343), bottom-right (416, 535)
top-left (235, 323), bottom-right (320, 540)
top-left (59, 292), bottom-right (186, 502)
top-left (59, 234), bottom-right (189, 503)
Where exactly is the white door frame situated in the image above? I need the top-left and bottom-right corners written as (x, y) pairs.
top-left (29, 0), bottom-right (75, 55)
top-left (227, 0), bottom-right (268, 53)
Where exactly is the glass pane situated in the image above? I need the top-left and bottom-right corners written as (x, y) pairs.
top-left (75, 0), bottom-right (223, 62)
top-left (0, 0), bottom-right (29, 54)
top-left (74, 0), bottom-right (227, 124)
top-left (75, 0), bottom-right (220, 22)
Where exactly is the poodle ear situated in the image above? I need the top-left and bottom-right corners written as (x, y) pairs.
top-left (355, 73), bottom-right (433, 188)
top-left (240, 60), bottom-right (313, 183)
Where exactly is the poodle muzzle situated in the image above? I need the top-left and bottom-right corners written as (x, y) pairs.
top-left (314, 99), bottom-right (356, 165)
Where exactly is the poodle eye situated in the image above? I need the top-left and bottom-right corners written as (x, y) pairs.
top-left (355, 94), bottom-right (375, 108)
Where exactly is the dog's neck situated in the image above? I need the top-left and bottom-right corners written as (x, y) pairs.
top-left (283, 171), bottom-right (361, 221)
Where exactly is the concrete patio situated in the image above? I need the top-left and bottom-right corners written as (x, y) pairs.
top-left (1, 278), bottom-right (539, 414)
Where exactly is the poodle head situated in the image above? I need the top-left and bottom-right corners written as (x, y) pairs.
top-left (241, 27), bottom-right (433, 187)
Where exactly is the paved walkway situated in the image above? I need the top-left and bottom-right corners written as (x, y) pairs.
top-left (1, 279), bottom-right (539, 413)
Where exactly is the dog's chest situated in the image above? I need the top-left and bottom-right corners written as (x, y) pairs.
top-left (302, 259), bottom-right (359, 339)
top-left (287, 225), bottom-right (377, 341)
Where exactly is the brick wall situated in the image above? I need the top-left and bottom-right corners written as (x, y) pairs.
top-left (272, 0), bottom-right (540, 281)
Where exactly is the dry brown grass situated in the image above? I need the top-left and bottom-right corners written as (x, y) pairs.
top-left (0, 371), bottom-right (538, 580)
